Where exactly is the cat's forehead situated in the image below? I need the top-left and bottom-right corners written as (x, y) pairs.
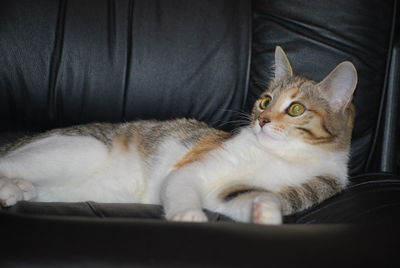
top-left (263, 76), bottom-right (317, 100)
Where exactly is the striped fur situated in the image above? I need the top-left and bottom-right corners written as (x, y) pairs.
top-left (278, 175), bottom-right (342, 215)
top-left (218, 175), bottom-right (342, 216)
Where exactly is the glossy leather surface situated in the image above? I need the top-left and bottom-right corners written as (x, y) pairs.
top-left (0, 0), bottom-right (251, 131)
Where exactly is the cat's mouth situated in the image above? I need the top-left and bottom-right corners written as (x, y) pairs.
top-left (253, 123), bottom-right (288, 141)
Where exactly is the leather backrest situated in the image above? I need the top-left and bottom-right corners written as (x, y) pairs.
top-left (1, 0), bottom-right (397, 175)
top-left (250, 0), bottom-right (397, 175)
top-left (0, 0), bottom-right (251, 131)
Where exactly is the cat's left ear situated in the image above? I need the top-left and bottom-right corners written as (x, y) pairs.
top-left (317, 61), bottom-right (358, 112)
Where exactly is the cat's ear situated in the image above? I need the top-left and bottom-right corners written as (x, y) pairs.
top-left (317, 61), bottom-right (357, 112)
top-left (274, 46), bottom-right (293, 81)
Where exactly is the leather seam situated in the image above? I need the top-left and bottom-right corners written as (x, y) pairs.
top-left (47, 0), bottom-right (67, 127)
top-left (121, 0), bottom-right (135, 120)
top-left (86, 201), bottom-right (106, 218)
top-left (365, 0), bottom-right (398, 172)
top-left (241, 0), bottom-right (253, 111)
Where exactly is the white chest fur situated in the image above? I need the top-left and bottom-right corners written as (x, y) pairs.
top-left (189, 129), bottom-right (348, 199)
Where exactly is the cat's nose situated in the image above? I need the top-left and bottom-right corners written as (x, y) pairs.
top-left (258, 117), bottom-right (270, 128)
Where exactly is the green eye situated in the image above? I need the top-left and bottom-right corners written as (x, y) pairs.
top-left (288, 103), bottom-right (305, 117)
top-left (259, 96), bottom-right (272, 110)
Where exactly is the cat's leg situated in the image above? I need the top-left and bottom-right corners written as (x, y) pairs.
top-left (161, 168), bottom-right (208, 222)
top-left (215, 175), bottom-right (343, 224)
top-left (0, 134), bottom-right (109, 206)
top-left (162, 174), bottom-right (282, 224)
top-left (277, 175), bottom-right (343, 215)
top-left (252, 194), bottom-right (282, 224)
top-left (213, 191), bottom-right (283, 225)
top-left (0, 177), bottom-right (36, 207)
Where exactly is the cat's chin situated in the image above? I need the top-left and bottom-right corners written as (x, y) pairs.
top-left (253, 125), bottom-right (287, 142)
top-left (258, 130), bottom-right (286, 141)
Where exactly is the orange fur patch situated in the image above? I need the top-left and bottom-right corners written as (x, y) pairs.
top-left (173, 131), bottom-right (231, 169)
top-left (113, 135), bottom-right (131, 152)
top-left (113, 133), bottom-right (148, 158)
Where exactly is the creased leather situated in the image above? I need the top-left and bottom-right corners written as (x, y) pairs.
top-left (0, 0), bottom-right (251, 131)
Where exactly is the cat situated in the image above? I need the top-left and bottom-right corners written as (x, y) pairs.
top-left (0, 46), bottom-right (357, 224)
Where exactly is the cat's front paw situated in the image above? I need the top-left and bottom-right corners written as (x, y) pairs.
top-left (0, 177), bottom-right (36, 207)
top-left (169, 209), bottom-right (208, 222)
top-left (251, 195), bottom-right (282, 225)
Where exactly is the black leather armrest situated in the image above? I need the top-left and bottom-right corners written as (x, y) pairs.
top-left (1, 173), bottom-right (400, 266)
top-left (1, 212), bottom-right (399, 267)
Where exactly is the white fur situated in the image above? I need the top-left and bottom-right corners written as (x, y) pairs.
top-left (160, 126), bottom-right (348, 223)
top-left (252, 194), bottom-right (282, 224)
top-left (141, 138), bottom-right (189, 204)
top-left (0, 125), bottom-right (348, 225)
top-left (279, 98), bottom-right (292, 113)
top-left (0, 135), bottom-right (144, 203)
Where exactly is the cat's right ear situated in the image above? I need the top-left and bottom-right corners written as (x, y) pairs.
top-left (274, 46), bottom-right (293, 81)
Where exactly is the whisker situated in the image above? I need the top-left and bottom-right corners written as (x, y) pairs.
top-left (216, 108), bottom-right (251, 118)
top-left (216, 120), bottom-right (250, 128)
top-left (211, 108), bottom-right (254, 130)
top-left (231, 123), bottom-right (252, 135)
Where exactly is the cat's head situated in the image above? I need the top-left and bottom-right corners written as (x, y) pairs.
top-left (251, 46), bottom-right (357, 153)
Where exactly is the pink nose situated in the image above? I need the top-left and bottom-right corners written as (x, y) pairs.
top-left (259, 117), bottom-right (270, 127)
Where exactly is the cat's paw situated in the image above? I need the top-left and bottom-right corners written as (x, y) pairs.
top-left (0, 177), bottom-right (36, 207)
top-left (251, 195), bottom-right (282, 225)
top-left (169, 209), bottom-right (208, 222)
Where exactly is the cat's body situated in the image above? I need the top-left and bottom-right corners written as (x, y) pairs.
top-left (0, 47), bottom-right (357, 224)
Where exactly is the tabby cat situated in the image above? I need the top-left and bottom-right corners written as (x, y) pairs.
top-left (0, 47), bottom-right (357, 224)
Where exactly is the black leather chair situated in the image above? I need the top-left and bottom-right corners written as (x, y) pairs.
top-left (1, 0), bottom-right (399, 266)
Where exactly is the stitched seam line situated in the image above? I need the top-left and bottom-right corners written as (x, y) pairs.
top-left (47, 0), bottom-right (67, 127)
top-left (365, 0), bottom-right (398, 172)
top-left (121, 0), bottom-right (135, 121)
